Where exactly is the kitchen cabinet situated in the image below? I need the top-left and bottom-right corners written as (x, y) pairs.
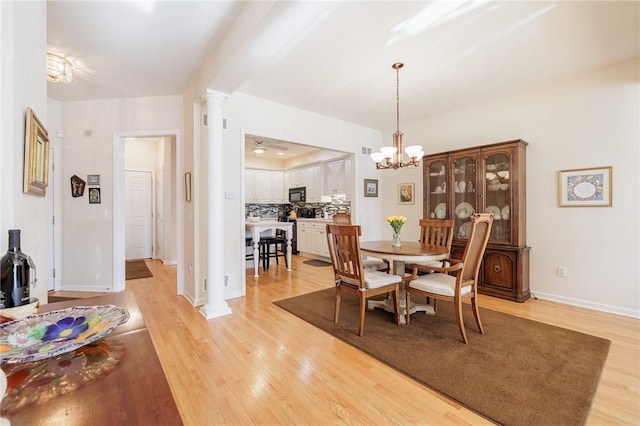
top-left (324, 158), bottom-right (346, 194)
top-left (423, 139), bottom-right (529, 302)
top-left (297, 220), bottom-right (330, 259)
top-left (323, 156), bottom-right (353, 198)
top-left (271, 171), bottom-right (285, 202)
top-left (245, 169), bottom-right (284, 203)
top-left (285, 163), bottom-right (322, 201)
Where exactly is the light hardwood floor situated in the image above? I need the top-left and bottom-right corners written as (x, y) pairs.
top-left (54, 257), bottom-right (640, 425)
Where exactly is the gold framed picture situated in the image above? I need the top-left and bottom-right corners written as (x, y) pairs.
top-left (558, 166), bottom-right (612, 207)
top-left (23, 108), bottom-right (50, 196)
top-left (398, 183), bottom-right (414, 205)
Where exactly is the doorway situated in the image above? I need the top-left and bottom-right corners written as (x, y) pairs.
top-left (125, 170), bottom-right (153, 260)
top-left (114, 131), bottom-right (183, 293)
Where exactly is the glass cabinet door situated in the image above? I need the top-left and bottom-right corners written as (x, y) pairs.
top-left (425, 158), bottom-right (448, 220)
top-left (484, 152), bottom-right (511, 243)
top-left (451, 155), bottom-right (477, 240)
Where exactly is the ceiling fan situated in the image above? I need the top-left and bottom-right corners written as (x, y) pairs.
top-left (250, 138), bottom-right (290, 155)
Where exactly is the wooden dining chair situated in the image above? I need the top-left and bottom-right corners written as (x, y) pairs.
top-left (404, 219), bottom-right (455, 276)
top-left (332, 212), bottom-right (351, 224)
top-left (326, 224), bottom-right (401, 336)
top-left (406, 213), bottom-right (493, 344)
top-left (332, 214), bottom-right (389, 273)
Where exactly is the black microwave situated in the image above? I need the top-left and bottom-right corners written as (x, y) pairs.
top-left (289, 187), bottom-right (306, 203)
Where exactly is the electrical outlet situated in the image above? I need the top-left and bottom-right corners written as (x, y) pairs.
top-left (557, 266), bottom-right (567, 277)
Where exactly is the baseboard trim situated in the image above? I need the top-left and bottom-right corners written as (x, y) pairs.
top-left (533, 290), bottom-right (639, 319)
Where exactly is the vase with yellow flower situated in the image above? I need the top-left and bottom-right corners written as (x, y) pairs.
top-left (386, 215), bottom-right (407, 247)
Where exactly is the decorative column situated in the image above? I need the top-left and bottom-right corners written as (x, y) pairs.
top-left (200, 89), bottom-right (232, 319)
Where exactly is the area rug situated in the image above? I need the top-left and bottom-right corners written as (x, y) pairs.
top-left (125, 260), bottom-right (153, 280)
top-left (274, 288), bottom-right (610, 426)
top-left (302, 259), bottom-right (332, 267)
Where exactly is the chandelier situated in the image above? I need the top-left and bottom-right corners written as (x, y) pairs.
top-left (46, 52), bottom-right (73, 84)
top-left (370, 63), bottom-right (424, 169)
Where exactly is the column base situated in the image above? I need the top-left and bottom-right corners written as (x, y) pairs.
top-left (199, 303), bottom-right (232, 319)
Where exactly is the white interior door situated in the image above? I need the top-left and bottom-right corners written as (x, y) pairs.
top-left (125, 170), bottom-right (152, 260)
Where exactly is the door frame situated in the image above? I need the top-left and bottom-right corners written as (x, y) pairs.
top-left (113, 130), bottom-right (183, 294)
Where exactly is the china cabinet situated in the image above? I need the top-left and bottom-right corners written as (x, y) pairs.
top-left (423, 139), bottom-right (529, 302)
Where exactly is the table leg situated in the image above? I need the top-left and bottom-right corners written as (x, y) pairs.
top-left (252, 234), bottom-right (259, 278)
top-left (367, 259), bottom-right (434, 324)
top-left (286, 231), bottom-right (292, 272)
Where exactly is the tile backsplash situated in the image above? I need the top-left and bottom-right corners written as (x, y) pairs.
top-left (245, 200), bottom-right (351, 219)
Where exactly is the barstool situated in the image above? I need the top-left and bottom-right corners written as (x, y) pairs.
top-left (259, 230), bottom-right (288, 270)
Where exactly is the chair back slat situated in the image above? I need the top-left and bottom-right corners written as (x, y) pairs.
top-left (326, 224), bottom-right (365, 289)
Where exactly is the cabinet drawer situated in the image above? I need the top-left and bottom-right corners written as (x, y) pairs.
top-left (482, 251), bottom-right (515, 290)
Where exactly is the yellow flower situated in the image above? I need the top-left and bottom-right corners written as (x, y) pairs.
top-left (386, 215), bottom-right (407, 233)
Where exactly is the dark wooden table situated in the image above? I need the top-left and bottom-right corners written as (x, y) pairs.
top-left (1, 292), bottom-right (183, 425)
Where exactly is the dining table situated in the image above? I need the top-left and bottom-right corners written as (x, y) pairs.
top-left (360, 240), bottom-right (448, 324)
top-left (1, 292), bottom-right (182, 425)
top-left (246, 220), bottom-right (294, 277)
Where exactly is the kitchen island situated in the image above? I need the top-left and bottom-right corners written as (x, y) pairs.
top-left (246, 220), bottom-right (294, 277)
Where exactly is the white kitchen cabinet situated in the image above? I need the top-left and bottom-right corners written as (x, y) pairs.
top-left (322, 156), bottom-right (353, 199)
top-left (304, 164), bottom-right (321, 201)
top-left (285, 163), bottom-right (321, 201)
top-left (297, 220), bottom-right (330, 259)
top-left (271, 171), bottom-right (285, 202)
top-left (297, 225), bottom-right (312, 253)
top-left (245, 169), bottom-right (284, 203)
top-left (324, 158), bottom-right (346, 194)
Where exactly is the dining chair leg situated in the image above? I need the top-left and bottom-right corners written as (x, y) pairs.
top-left (334, 287), bottom-right (341, 324)
top-left (392, 287), bottom-right (400, 325)
top-left (358, 293), bottom-right (366, 336)
top-left (405, 290), bottom-right (412, 325)
top-left (454, 296), bottom-right (468, 344)
top-left (471, 296), bottom-right (484, 334)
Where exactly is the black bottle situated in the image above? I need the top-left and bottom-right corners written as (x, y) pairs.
top-left (0, 229), bottom-right (31, 309)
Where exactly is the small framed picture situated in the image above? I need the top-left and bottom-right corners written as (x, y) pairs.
top-left (398, 183), bottom-right (415, 205)
top-left (89, 187), bottom-right (101, 204)
top-left (558, 166), bottom-right (612, 207)
top-left (87, 174), bottom-right (100, 186)
top-left (70, 175), bottom-right (86, 198)
top-left (364, 179), bottom-right (378, 197)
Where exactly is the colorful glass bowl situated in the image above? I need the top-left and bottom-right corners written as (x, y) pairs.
top-left (0, 305), bottom-right (129, 364)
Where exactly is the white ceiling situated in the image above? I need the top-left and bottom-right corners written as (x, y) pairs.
top-left (48, 1), bottom-right (639, 137)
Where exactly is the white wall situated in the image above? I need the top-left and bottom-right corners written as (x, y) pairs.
top-left (57, 96), bottom-right (182, 291)
top-left (380, 60), bottom-right (639, 317)
top-left (197, 92), bottom-right (383, 303)
top-left (0, 1), bottom-right (51, 304)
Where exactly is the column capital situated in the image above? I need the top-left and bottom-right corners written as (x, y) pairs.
top-left (201, 89), bottom-right (229, 102)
